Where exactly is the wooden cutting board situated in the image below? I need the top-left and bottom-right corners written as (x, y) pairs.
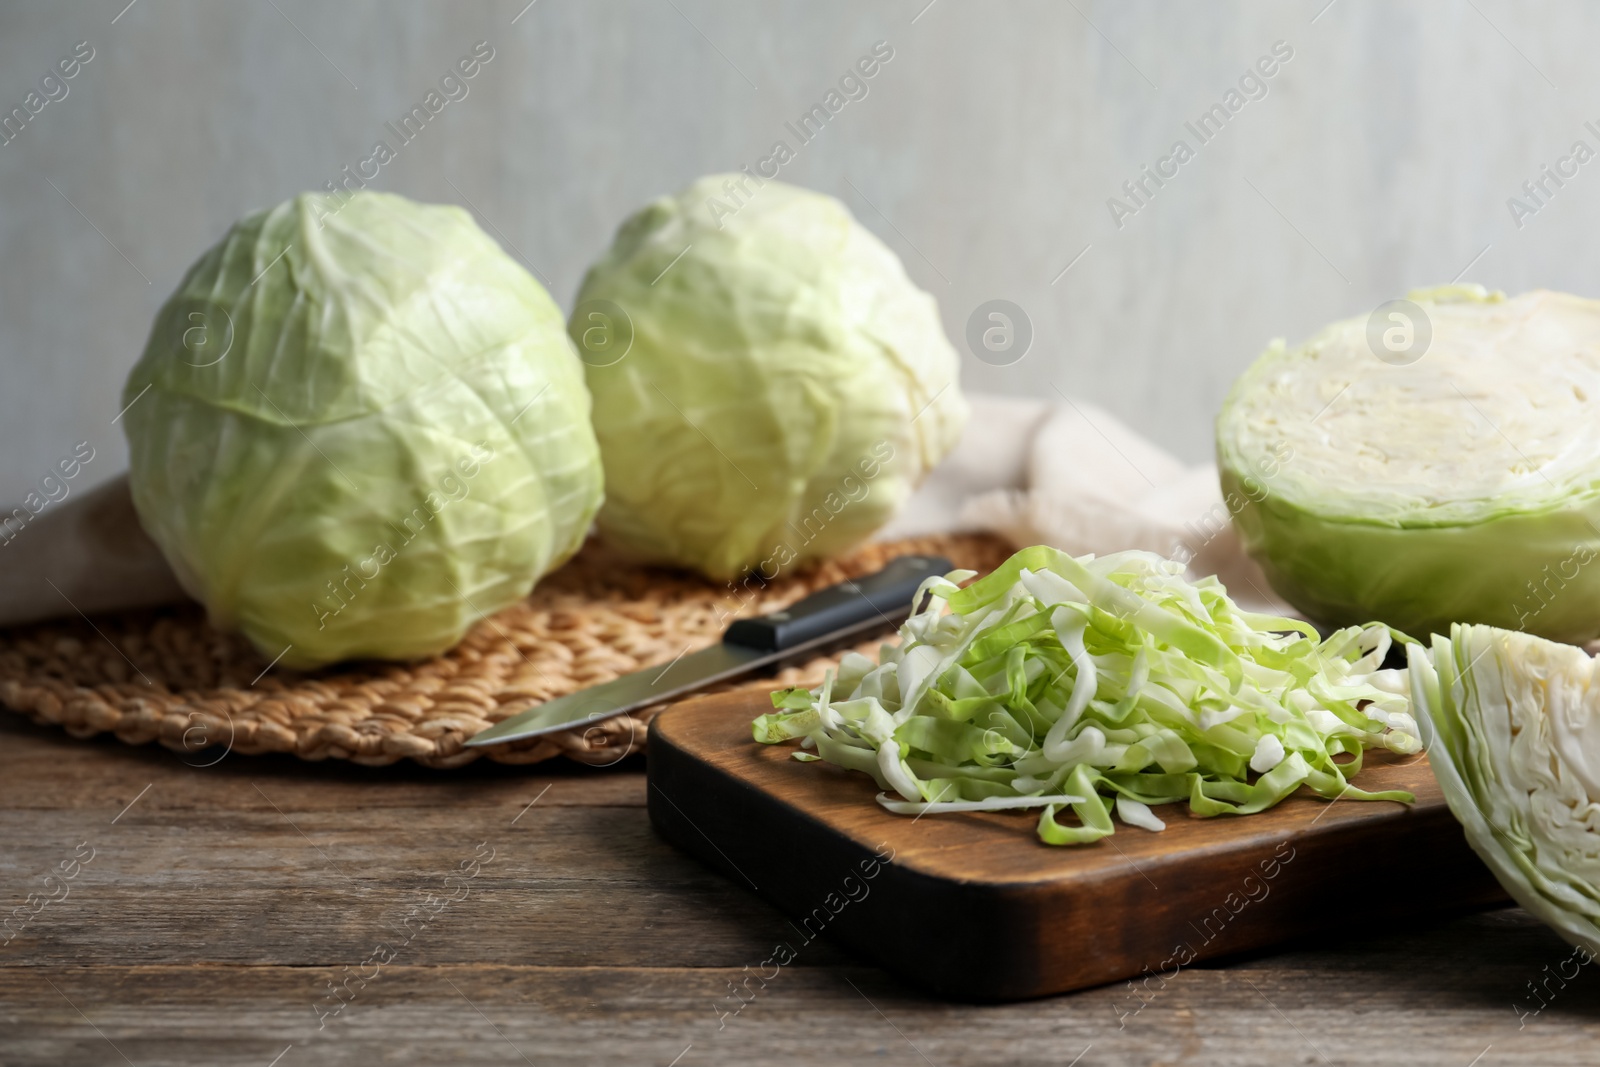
top-left (646, 691), bottom-right (1509, 1001)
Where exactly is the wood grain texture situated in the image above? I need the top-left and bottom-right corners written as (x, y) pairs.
top-left (0, 717), bottom-right (834, 971)
top-left (5, 707), bottom-right (1600, 1066)
top-left (649, 691), bottom-right (1510, 999)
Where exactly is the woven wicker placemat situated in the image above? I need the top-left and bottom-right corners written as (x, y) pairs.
top-left (0, 533), bottom-right (1012, 768)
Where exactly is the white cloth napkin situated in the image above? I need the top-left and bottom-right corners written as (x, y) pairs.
top-left (880, 394), bottom-right (1290, 615)
top-left (0, 474), bottom-right (185, 627)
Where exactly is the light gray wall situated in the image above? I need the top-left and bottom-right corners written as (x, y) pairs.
top-left (0, 0), bottom-right (1593, 505)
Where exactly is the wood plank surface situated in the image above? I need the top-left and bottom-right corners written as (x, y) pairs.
top-left (3, 708), bottom-right (1600, 1066)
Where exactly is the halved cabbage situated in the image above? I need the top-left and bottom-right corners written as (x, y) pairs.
top-left (1410, 624), bottom-right (1600, 954)
top-left (1219, 287), bottom-right (1600, 643)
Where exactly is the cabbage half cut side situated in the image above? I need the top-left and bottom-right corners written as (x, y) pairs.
top-left (1218, 288), bottom-right (1600, 644)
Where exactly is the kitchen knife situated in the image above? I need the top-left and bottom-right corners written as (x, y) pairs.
top-left (465, 553), bottom-right (952, 747)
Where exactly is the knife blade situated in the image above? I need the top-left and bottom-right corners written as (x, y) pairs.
top-left (464, 553), bottom-right (952, 747)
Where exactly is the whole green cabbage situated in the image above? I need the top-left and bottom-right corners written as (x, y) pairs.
top-left (1218, 286), bottom-right (1600, 643)
top-left (570, 174), bottom-right (967, 581)
top-left (122, 191), bottom-right (603, 669)
top-left (1410, 625), bottom-right (1600, 955)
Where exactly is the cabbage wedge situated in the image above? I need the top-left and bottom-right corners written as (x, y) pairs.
top-left (1410, 625), bottom-right (1600, 953)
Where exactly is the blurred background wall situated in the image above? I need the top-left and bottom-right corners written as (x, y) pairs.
top-left (0, 0), bottom-right (1591, 504)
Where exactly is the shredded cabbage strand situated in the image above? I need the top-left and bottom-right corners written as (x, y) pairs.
top-left (753, 546), bottom-right (1420, 845)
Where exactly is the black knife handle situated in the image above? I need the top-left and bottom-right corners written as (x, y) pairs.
top-left (721, 554), bottom-right (954, 654)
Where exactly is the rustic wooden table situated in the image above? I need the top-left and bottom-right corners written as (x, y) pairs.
top-left (2, 713), bottom-right (1596, 1067)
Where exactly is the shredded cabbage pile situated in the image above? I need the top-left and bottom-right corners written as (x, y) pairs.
top-left (753, 546), bottom-right (1421, 844)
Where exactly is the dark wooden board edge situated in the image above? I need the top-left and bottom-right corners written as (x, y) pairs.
top-left (647, 695), bottom-right (1510, 1002)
